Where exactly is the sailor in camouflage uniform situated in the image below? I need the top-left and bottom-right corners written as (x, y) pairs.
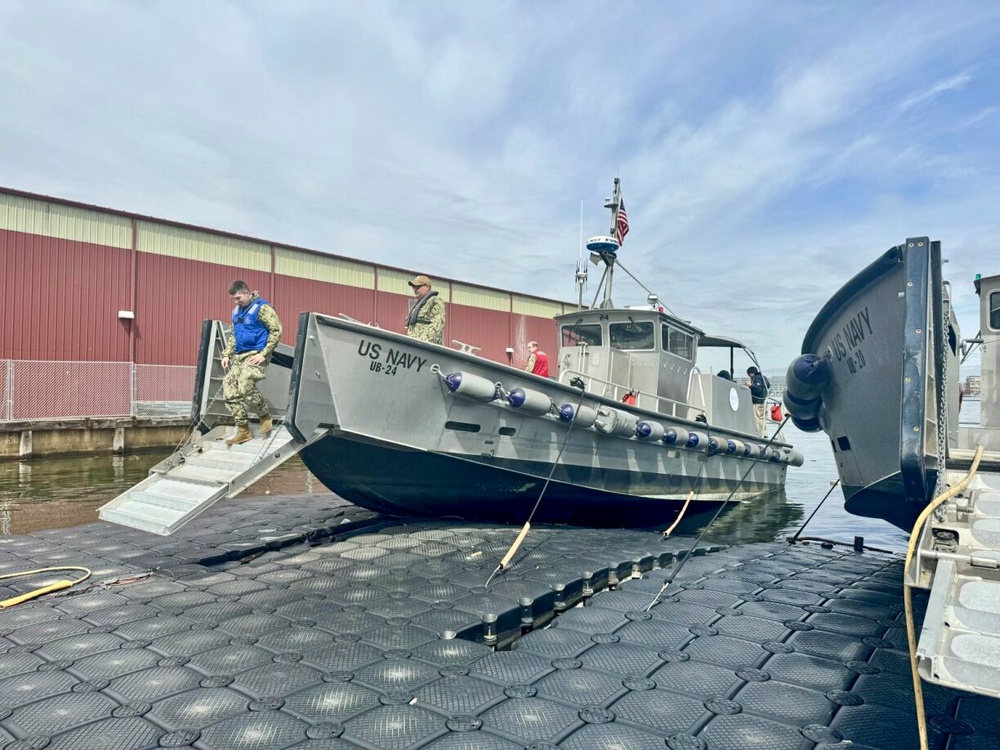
top-left (404, 274), bottom-right (446, 344)
top-left (221, 280), bottom-right (283, 445)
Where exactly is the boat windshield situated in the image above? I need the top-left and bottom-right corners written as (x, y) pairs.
top-left (610, 321), bottom-right (655, 350)
top-left (663, 324), bottom-right (694, 360)
top-left (562, 323), bottom-right (602, 346)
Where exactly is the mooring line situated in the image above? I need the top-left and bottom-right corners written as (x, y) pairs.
top-left (486, 384), bottom-right (587, 588)
top-left (788, 478), bottom-right (841, 543)
top-left (645, 414), bottom-right (792, 612)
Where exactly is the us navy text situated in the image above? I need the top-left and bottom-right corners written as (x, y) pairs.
top-left (829, 306), bottom-right (873, 376)
top-left (357, 340), bottom-right (428, 377)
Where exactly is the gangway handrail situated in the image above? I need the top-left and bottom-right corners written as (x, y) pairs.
top-left (689, 366), bottom-right (708, 414)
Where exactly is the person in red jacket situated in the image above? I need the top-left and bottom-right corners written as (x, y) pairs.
top-left (524, 341), bottom-right (549, 377)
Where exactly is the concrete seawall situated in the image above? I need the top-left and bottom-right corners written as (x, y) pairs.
top-left (0, 417), bottom-right (191, 460)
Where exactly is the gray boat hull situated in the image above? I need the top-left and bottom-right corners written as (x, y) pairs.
top-left (288, 313), bottom-right (792, 524)
top-left (299, 433), bottom-right (786, 524)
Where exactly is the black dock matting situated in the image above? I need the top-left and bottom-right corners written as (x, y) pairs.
top-left (1, 494), bottom-right (997, 749)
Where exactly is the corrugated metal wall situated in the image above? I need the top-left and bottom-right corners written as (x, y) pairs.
top-left (273, 247), bottom-right (376, 323)
top-left (1, 188), bottom-right (570, 373)
top-left (0, 193), bottom-right (133, 360)
top-left (134, 252), bottom-right (272, 366)
top-left (450, 306), bottom-right (511, 362)
top-left (373, 289), bottom-right (418, 341)
top-left (0, 192), bottom-right (132, 248)
top-left (513, 297), bottom-right (564, 367)
top-left (450, 283), bottom-right (508, 361)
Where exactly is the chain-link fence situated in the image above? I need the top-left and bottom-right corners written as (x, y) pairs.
top-left (134, 364), bottom-right (199, 418)
top-left (1, 360), bottom-right (196, 422)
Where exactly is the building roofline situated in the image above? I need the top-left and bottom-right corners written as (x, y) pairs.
top-left (0, 184), bottom-right (571, 307)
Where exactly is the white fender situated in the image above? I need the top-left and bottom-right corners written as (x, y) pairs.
top-left (708, 436), bottom-right (729, 454)
top-left (507, 387), bottom-right (553, 416)
top-left (636, 421), bottom-right (665, 441)
top-left (558, 403), bottom-right (599, 428)
top-left (784, 449), bottom-right (805, 467)
top-left (686, 431), bottom-right (708, 451)
top-left (663, 427), bottom-right (689, 446)
top-left (443, 371), bottom-right (498, 401)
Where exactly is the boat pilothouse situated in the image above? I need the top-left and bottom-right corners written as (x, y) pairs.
top-left (556, 306), bottom-right (699, 416)
top-left (556, 308), bottom-right (763, 434)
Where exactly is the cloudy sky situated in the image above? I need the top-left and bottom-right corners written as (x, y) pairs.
top-left (2, 1), bottom-right (996, 374)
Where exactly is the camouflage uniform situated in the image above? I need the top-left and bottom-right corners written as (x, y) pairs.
top-left (406, 294), bottom-right (446, 344)
top-left (222, 300), bottom-right (282, 426)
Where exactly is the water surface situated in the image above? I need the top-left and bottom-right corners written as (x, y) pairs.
top-left (0, 453), bottom-right (330, 535)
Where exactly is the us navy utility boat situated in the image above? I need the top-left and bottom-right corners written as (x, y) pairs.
top-left (784, 237), bottom-right (962, 530)
top-left (100, 180), bottom-right (800, 535)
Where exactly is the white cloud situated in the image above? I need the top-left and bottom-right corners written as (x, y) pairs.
top-left (957, 105), bottom-right (1000, 129)
top-left (897, 69), bottom-right (974, 114)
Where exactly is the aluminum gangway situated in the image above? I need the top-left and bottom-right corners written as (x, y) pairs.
top-left (99, 321), bottom-right (326, 536)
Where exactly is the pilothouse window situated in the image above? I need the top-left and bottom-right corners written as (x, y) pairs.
top-left (562, 323), bottom-right (602, 347)
top-left (610, 321), bottom-right (654, 350)
top-left (662, 325), bottom-right (694, 360)
top-left (991, 291), bottom-right (1000, 330)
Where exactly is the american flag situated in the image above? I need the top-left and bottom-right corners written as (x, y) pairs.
top-left (614, 201), bottom-right (629, 245)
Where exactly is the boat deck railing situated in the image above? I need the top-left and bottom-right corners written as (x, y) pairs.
top-left (557, 368), bottom-right (701, 420)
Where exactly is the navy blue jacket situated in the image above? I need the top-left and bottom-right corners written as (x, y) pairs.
top-left (749, 373), bottom-right (769, 404)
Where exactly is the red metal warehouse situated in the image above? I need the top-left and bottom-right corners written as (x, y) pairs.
top-left (0, 187), bottom-right (568, 421)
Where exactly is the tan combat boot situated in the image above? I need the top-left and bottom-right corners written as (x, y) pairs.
top-left (258, 409), bottom-right (272, 437)
top-left (226, 425), bottom-right (253, 445)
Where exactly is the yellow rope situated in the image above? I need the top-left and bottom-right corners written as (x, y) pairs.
top-left (903, 445), bottom-right (984, 750)
top-left (499, 522), bottom-right (531, 571)
top-left (662, 490), bottom-right (695, 538)
top-left (0, 566), bottom-right (92, 609)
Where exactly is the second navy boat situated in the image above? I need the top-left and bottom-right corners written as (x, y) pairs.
top-left (783, 237), bottom-right (962, 529)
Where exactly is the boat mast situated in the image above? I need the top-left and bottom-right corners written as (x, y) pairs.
top-left (600, 178), bottom-right (622, 309)
top-left (583, 178), bottom-right (624, 309)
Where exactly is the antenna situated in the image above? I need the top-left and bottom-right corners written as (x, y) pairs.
top-left (576, 199), bottom-right (587, 309)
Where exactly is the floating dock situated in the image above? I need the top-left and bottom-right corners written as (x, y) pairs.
top-left (1, 495), bottom-right (997, 749)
